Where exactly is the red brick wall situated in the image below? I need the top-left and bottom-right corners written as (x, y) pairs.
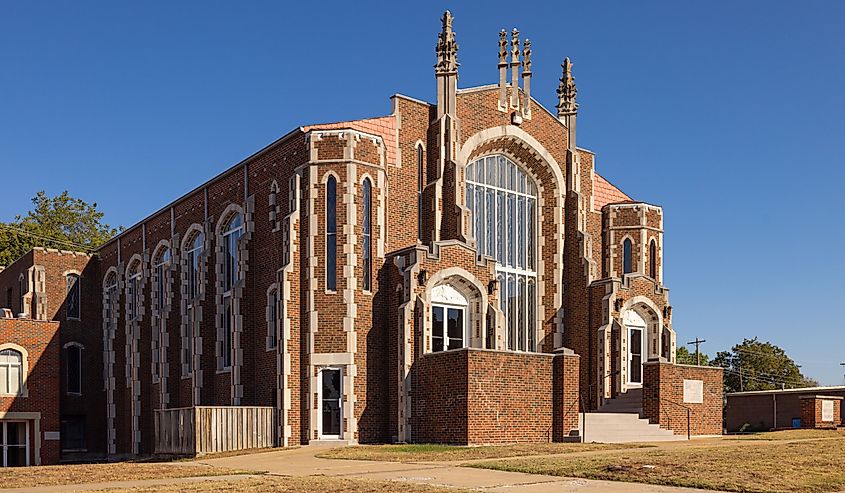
top-left (0, 318), bottom-right (61, 464)
top-left (643, 361), bottom-right (723, 436)
top-left (800, 397), bottom-right (842, 429)
top-left (412, 348), bottom-right (579, 444)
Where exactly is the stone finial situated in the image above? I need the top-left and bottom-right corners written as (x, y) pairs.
top-left (435, 10), bottom-right (459, 75)
top-left (523, 39), bottom-right (532, 75)
top-left (498, 30), bottom-right (508, 65)
top-left (510, 28), bottom-right (521, 65)
top-left (557, 57), bottom-right (578, 116)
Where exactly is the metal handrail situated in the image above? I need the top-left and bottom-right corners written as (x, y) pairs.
top-left (557, 371), bottom-right (621, 442)
top-left (656, 395), bottom-right (692, 440)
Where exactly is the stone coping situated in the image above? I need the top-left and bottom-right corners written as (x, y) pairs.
top-left (798, 395), bottom-right (844, 400)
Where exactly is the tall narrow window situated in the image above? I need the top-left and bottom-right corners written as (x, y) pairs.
top-left (326, 176), bottom-right (337, 291)
top-left (466, 155), bottom-right (538, 352)
top-left (184, 232), bottom-right (203, 376)
top-left (153, 247), bottom-right (170, 381)
top-left (221, 214), bottom-right (243, 371)
top-left (267, 288), bottom-right (278, 349)
top-left (417, 144), bottom-right (424, 242)
top-left (649, 239), bottom-right (657, 279)
top-left (127, 262), bottom-right (142, 321)
top-left (623, 239), bottom-right (633, 275)
top-left (66, 344), bottom-right (82, 395)
top-left (66, 273), bottom-right (81, 320)
top-left (18, 275), bottom-right (27, 316)
top-left (0, 349), bottom-right (23, 395)
top-left (362, 178), bottom-right (372, 291)
top-left (222, 214), bottom-right (244, 293)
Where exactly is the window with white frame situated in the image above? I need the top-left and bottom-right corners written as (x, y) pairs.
top-left (66, 273), bottom-right (81, 320)
top-left (126, 262), bottom-right (142, 321)
top-left (0, 349), bottom-right (24, 395)
top-left (466, 154), bottom-right (537, 352)
top-left (65, 343), bottom-right (82, 395)
top-left (221, 213), bottom-right (243, 370)
top-left (430, 284), bottom-right (467, 352)
top-left (267, 287), bottom-right (278, 349)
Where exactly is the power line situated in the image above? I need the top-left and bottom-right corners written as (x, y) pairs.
top-left (0, 223), bottom-right (95, 253)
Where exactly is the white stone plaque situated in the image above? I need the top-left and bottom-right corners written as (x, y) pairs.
top-left (822, 400), bottom-right (834, 422)
top-left (44, 431), bottom-right (60, 441)
top-left (683, 379), bottom-right (704, 404)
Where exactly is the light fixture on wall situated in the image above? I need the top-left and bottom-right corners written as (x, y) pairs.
top-left (663, 305), bottom-right (672, 319)
top-left (487, 279), bottom-right (498, 295)
top-left (417, 270), bottom-right (427, 285)
top-left (614, 298), bottom-right (623, 312)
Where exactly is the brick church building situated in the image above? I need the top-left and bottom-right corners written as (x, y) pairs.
top-left (0, 12), bottom-right (723, 461)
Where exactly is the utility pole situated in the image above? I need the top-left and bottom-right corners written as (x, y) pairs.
top-left (687, 338), bottom-right (707, 366)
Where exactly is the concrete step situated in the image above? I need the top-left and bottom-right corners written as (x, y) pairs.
top-left (579, 412), bottom-right (685, 443)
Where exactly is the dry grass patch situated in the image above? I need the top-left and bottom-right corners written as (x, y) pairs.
top-left (728, 429), bottom-right (845, 441)
top-left (318, 442), bottom-right (645, 462)
top-left (0, 462), bottom-right (248, 489)
top-left (93, 476), bottom-right (465, 492)
top-left (470, 437), bottom-right (845, 493)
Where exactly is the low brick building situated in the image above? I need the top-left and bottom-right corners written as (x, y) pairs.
top-left (0, 11), bottom-right (723, 457)
top-left (0, 248), bottom-right (103, 462)
top-left (726, 387), bottom-right (845, 432)
top-left (0, 317), bottom-right (61, 465)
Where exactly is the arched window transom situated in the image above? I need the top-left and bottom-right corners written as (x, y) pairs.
top-left (466, 154), bottom-right (537, 352)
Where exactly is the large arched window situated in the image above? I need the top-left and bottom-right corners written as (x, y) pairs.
top-left (183, 230), bottom-right (203, 376)
top-left (0, 348), bottom-right (23, 395)
top-left (362, 178), bottom-right (372, 292)
top-left (326, 176), bottom-right (338, 291)
top-left (221, 213), bottom-right (244, 370)
top-left (623, 239), bottom-right (633, 275)
top-left (152, 246), bottom-right (171, 381)
top-left (466, 154), bottom-right (537, 352)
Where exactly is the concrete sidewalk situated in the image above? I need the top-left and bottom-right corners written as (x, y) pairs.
top-left (194, 446), bottom-right (715, 492)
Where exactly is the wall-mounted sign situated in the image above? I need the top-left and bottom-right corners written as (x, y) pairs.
top-left (44, 431), bottom-right (60, 441)
top-left (683, 379), bottom-right (704, 404)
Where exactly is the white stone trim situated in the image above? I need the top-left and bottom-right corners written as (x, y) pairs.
top-left (101, 266), bottom-right (119, 455)
top-left (123, 253), bottom-right (146, 455)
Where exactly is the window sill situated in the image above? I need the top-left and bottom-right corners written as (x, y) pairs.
top-left (216, 367), bottom-right (232, 374)
top-left (181, 373), bottom-right (193, 380)
top-left (66, 392), bottom-right (82, 397)
top-left (67, 317), bottom-right (81, 322)
top-left (266, 345), bottom-right (277, 352)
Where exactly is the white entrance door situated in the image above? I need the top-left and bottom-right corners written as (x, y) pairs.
top-left (319, 368), bottom-right (342, 439)
top-left (623, 310), bottom-right (647, 387)
top-left (1, 421), bottom-right (29, 467)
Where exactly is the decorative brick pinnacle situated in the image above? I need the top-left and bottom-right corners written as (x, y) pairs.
top-left (557, 57), bottom-right (578, 116)
top-left (435, 10), bottom-right (459, 75)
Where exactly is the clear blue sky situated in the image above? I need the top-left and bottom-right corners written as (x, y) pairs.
top-left (2, 1), bottom-right (843, 384)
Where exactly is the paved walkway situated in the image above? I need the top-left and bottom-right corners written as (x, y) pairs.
top-left (193, 446), bottom-right (714, 493)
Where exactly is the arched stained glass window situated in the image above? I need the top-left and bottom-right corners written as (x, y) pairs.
top-left (466, 155), bottom-right (538, 352)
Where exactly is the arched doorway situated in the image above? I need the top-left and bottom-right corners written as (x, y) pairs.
top-left (430, 284), bottom-right (469, 352)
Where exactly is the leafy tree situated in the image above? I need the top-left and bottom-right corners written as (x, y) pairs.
top-left (676, 346), bottom-right (710, 366)
top-left (0, 191), bottom-right (120, 265)
top-left (711, 337), bottom-right (818, 393)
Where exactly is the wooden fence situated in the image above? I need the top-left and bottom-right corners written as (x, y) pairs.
top-left (154, 406), bottom-right (275, 455)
